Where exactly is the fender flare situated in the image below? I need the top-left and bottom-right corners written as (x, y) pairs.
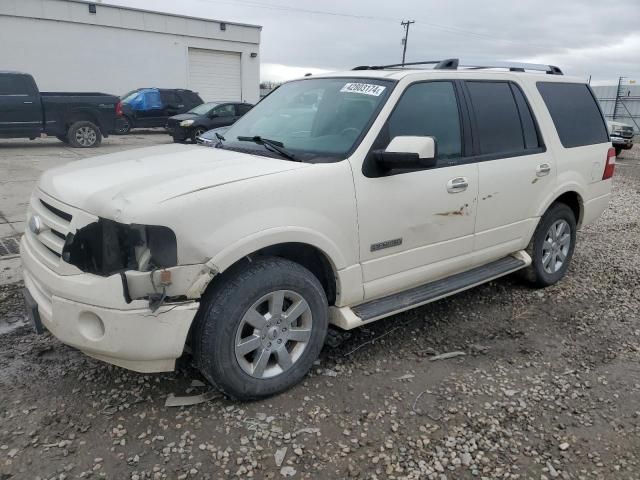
top-left (207, 226), bottom-right (348, 274)
top-left (535, 182), bottom-right (585, 220)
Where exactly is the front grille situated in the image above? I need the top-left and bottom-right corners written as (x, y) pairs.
top-left (28, 194), bottom-right (74, 262)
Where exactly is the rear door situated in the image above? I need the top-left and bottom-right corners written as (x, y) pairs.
top-left (0, 73), bottom-right (42, 136)
top-left (465, 80), bottom-right (554, 257)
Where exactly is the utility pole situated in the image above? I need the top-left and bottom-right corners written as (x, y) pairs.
top-left (401, 20), bottom-right (415, 66)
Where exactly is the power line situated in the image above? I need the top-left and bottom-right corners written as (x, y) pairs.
top-left (184, 0), bottom-right (542, 46)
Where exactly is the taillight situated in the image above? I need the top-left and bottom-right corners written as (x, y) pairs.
top-left (603, 147), bottom-right (616, 180)
top-left (115, 101), bottom-right (123, 117)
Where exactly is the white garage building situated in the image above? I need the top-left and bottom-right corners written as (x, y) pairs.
top-left (0, 0), bottom-right (261, 103)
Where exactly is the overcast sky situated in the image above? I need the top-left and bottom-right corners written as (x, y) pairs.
top-left (106, 0), bottom-right (640, 84)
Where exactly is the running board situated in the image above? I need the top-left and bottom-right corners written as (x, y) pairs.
top-left (348, 253), bottom-right (529, 325)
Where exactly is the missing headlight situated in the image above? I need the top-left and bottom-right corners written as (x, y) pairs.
top-left (62, 219), bottom-right (177, 276)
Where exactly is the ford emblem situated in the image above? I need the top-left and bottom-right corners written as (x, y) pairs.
top-left (29, 215), bottom-right (43, 235)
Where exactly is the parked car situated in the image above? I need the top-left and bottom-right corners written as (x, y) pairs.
top-left (195, 126), bottom-right (231, 146)
top-left (0, 71), bottom-right (120, 147)
top-left (21, 59), bottom-right (614, 400)
top-left (607, 120), bottom-right (634, 156)
top-left (115, 88), bottom-right (203, 134)
top-left (166, 102), bottom-right (253, 143)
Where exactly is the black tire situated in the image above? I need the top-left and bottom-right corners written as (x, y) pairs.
top-left (56, 135), bottom-right (69, 144)
top-left (615, 146), bottom-right (622, 157)
top-left (522, 202), bottom-right (577, 288)
top-left (67, 121), bottom-right (102, 148)
top-left (193, 257), bottom-right (328, 400)
top-left (191, 127), bottom-right (207, 143)
top-left (114, 116), bottom-right (132, 135)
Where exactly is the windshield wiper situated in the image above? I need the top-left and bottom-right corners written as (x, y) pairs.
top-left (237, 136), bottom-right (298, 162)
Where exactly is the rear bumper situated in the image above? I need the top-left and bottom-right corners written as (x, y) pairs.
top-left (20, 236), bottom-right (199, 373)
top-left (582, 192), bottom-right (611, 227)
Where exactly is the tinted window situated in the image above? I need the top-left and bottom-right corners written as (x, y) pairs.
top-left (160, 90), bottom-right (180, 106)
top-left (387, 81), bottom-right (461, 159)
top-left (214, 104), bottom-right (235, 117)
top-left (467, 81), bottom-right (524, 155)
top-left (511, 84), bottom-right (540, 149)
top-left (537, 82), bottom-right (608, 148)
top-left (236, 104), bottom-right (253, 115)
top-left (0, 74), bottom-right (35, 95)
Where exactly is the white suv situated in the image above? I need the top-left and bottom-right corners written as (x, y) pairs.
top-left (21, 59), bottom-right (615, 399)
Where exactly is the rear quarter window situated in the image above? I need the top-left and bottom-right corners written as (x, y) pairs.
top-left (537, 82), bottom-right (609, 148)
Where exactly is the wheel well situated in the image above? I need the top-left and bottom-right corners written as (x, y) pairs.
top-left (252, 243), bottom-right (337, 305)
top-left (65, 112), bottom-right (100, 131)
top-left (206, 243), bottom-right (338, 306)
top-left (554, 191), bottom-right (583, 227)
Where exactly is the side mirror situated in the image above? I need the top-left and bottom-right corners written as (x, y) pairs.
top-left (209, 112), bottom-right (218, 118)
top-left (374, 136), bottom-right (437, 169)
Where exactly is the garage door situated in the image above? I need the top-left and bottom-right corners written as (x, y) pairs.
top-left (188, 48), bottom-right (242, 102)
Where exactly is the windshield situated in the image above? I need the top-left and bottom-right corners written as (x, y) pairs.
top-left (121, 90), bottom-right (141, 103)
top-left (220, 77), bottom-right (393, 161)
top-left (189, 102), bottom-right (218, 116)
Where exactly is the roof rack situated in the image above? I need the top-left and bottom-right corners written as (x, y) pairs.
top-left (352, 58), bottom-right (563, 75)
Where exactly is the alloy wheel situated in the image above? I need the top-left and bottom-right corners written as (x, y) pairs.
top-left (234, 290), bottom-right (312, 379)
top-left (541, 219), bottom-right (571, 274)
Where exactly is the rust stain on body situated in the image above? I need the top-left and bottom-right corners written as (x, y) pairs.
top-left (435, 204), bottom-right (470, 217)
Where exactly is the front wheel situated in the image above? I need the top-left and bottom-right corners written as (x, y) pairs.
top-left (193, 257), bottom-right (328, 400)
top-left (522, 202), bottom-right (576, 287)
top-left (191, 127), bottom-right (207, 143)
top-left (114, 116), bottom-right (132, 135)
top-left (67, 121), bottom-right (102, 148)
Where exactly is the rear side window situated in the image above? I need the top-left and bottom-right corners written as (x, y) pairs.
top-left (237, 104), bottom-right (253, 115)
top-left (511, 84), bottom-right (540, 150)
top-left (537, 82), bottom-right (608, 148)
top-left (466, 81), bottom-right (526, 155)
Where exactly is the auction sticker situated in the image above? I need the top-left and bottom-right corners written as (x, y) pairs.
top-left (340, 83), bottom-right (386, 96)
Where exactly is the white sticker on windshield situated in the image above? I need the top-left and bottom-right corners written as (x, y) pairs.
top-left (340, 83), bottom-right (386, 96)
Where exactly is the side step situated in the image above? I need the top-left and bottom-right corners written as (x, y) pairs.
top-left (352, 253), bottom-right (529, 323)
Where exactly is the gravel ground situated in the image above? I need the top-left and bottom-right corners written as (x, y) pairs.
top-left (1, 147), bottom-right (639, 480)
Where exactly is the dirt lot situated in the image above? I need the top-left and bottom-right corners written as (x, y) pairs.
top-left (1, 144), bottom-right (640, 480)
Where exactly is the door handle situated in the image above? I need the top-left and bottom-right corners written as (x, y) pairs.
top-left (447, 177), bottom-right (469, 193)
top-left (23, 101), bottom-right (33, 104)
top-left (536, 163), bottom-right (551, 177)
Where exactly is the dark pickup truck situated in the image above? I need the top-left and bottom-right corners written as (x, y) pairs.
top-left (0, 71), bottom-right (121, 148)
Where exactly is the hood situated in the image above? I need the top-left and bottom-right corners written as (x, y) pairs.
top-left (169, 113), bottom-right (200, 122)
top-left (38, 144), bottom-right (308, 221)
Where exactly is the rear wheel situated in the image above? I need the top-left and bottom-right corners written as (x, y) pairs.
top-left (522, 202), bottom-right (576, 287)
top-left (193, 257), bottom-right (328, 400)
top-left (67, 121), bottom-right (102, 148)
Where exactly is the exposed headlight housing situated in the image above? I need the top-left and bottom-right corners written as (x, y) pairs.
top-left (180, 119), bottom-right (195, 127)
top-left (62, 219), bottom-right (177, 276)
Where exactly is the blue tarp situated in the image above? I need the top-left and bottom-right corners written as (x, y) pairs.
top-left (126, 88), bottom-right (163, 111)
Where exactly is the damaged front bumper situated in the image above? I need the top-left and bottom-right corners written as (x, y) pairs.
top-left (21, 235), bottom-right (203, 373)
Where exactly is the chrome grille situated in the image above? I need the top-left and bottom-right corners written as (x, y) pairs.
top-left (27, 194), bottom-right (73, 266)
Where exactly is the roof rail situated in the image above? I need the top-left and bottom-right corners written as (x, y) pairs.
top-left (352, 58), bottom-right (563, 75)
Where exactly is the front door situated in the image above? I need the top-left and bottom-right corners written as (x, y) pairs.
top-left (0, 73), bottom-right (41, 137)
top-left (352, 81), bottom-right (479, 301)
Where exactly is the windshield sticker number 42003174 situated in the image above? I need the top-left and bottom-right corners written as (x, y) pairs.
top-left (340, 83), bottom-right (386, 96)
